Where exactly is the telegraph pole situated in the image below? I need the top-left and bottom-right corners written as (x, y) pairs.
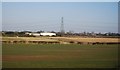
top-left (60, 17), bottom-right (65, 36)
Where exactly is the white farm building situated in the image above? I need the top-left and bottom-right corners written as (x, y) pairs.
top-left (40, 33), bottom-right (56, 36)
top-left (25, 32), bottom-right (56, 37)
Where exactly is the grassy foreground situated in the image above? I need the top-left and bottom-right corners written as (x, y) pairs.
top-left (2, 44), bottom-right (118, 68)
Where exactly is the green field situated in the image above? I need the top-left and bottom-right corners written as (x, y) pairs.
top-left (2, 44), bottom-right (118, 68)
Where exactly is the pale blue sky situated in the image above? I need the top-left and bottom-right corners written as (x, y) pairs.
top-left (0, 2), bottom-right (2, 31)
top-left (1, 0), bottom-right (120, 2)
top-left (2, 2), bottom-right (118, 33)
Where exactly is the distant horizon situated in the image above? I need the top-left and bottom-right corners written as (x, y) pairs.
top-left (2, 30), bottom-right (119, 34)
top-left (2, 2), bottom-right (118, 33)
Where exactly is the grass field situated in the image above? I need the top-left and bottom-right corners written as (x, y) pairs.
top-left (2, 44), bottom-right (118, 68)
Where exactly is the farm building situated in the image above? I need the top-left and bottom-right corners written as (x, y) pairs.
top-left (40, 33), bottom-right (56, 36)
top-left (25, 32), bottom-right (56, 37)
top-left (25, 33), bottom-right (32, 35)
top-left (32, 33), bottom-right (41, 36)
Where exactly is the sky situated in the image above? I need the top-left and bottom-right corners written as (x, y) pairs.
top-left (1, 0), bottom-right (120, 2)
top-left (0, 2), bottom-right (1, 31)
top-left (2, 2), bottom-right (118, 33)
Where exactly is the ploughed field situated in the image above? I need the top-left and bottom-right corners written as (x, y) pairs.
top-left (2, 44), bottom-right (118, 68)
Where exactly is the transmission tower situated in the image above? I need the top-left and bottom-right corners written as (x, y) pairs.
top-left (60, 17), bottom-right (65, 35)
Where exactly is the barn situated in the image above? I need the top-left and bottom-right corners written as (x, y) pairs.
top-left (40, 33), bottom-right (56, 36)
top-left (25, 32), bottom-right (56, 37)
top-left (25, 33), bottom-right (40, 36)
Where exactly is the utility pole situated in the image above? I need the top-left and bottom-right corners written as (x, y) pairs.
top-left (60, 17), bottom-right (65, 36)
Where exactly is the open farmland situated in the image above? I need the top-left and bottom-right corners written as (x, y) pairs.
top-left (2, 37), bottom-right (120, 44)
top-left (2, 37), bottom-right (58, 41)
top-left (2, 44), bottom-right (118, 68)
top-left (52, 37), bottom-right (119, 42)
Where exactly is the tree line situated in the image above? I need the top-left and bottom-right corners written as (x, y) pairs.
top-left (1, 31), bottom-right (120, 38)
